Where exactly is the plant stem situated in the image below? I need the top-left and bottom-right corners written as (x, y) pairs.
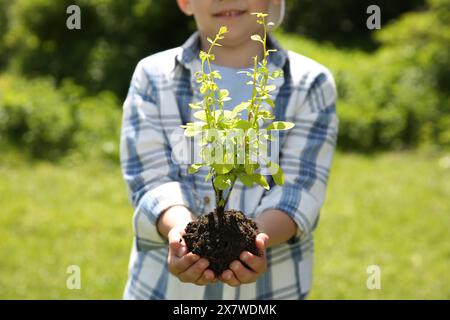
top-left (248, 56), bottom-right (258, 123)
top-left (252, 19), bottom-right (269, 129)
top-left (223, 177), bottom-right (237, 209)
top-left (212, 176), bottom-right (225, 224)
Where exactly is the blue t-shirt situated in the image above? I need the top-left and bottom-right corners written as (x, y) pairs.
top-left (210, 63), bottom-right (252, 120)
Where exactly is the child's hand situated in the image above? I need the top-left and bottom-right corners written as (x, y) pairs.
top-left (167, 225), bottom-right (216, 286)
top-left (219, 233), bottom-right (269, 287)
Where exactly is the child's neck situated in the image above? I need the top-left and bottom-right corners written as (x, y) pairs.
top-left (199, 33), bottom-right (265, 69)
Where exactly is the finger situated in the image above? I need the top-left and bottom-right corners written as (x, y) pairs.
top-left (168, 231), bottom-right (186, 258)
top-left (195, 269), bottom-right (216, 286)
top-left (169, 242), bottom-right (187, 259)
top-left (240, 251), bottom-right (267, 274)
top-left (256, 233), bottom-right (269, 253)
top-left (178, 258), bottom-right (210, 283)
top-left (168, 252), bottom-right (200, 275)
top-left (220, 269), bottom-right (240, 287)
top-left (229, 260), bottom-right (257, 283)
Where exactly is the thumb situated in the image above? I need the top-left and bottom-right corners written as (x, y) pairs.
top-left (256, 233), bottom-right (269, 251)
top-left (168, 227), bottom-right (187, 258)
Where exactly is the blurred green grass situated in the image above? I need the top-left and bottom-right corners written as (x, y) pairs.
top-left (0, 149), bottom-right (449, 299)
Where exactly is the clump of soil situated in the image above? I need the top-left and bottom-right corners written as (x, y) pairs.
top-left (183, 209), bottom-right (259, 276)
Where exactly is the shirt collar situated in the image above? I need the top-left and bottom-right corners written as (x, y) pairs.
top-left (174, 31), bottom-right (288, 71)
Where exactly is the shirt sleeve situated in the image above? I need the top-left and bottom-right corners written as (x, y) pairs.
top-left (120, 61), bottom-right (195, 248)
top-left (253, 70), bottom-right (339, 240)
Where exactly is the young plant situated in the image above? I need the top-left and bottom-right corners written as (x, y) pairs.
top-left (182, 13), bottom-right (294, 218)
top-left (181, 13), bottom-right (294, 275)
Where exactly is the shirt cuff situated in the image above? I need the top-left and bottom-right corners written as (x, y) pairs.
top-left (253, 185), bottom-right (320, 240)
top-left (133, 181), bottom-right (195, 250)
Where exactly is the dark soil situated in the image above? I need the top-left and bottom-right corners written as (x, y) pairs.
top-left (183, 209), bottom-right (259, 276)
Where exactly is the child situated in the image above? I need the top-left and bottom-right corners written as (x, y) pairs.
top-left (120, 0), bottom-right (338, 300)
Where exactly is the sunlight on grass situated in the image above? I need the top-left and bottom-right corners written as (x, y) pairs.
top-left (0, 150), bottom-right (449, 299)
top-left (311, 151), bottom-right (450, 299)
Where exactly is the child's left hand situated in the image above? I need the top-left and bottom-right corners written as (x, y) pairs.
top-left (219, 233), bottom-right (269, 286)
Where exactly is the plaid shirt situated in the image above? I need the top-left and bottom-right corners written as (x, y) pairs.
top-left (120, 32), bottom-right (338, 300)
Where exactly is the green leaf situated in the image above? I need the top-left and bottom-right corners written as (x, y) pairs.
top-left (258, 141), bottom-right (268, 152)
top-left (200, 83), bottom-right (208, 94)
top-left (266, 121), bottom-right (295, 131)
top-left (244, 163), bottom-right (259, 175)
top-left (218, 89), bottom-right (231, 102)
top-left (268, 161), bottom-right (284, 185)
top-left (251, 12), bottom-right (268, 18)
top-left (213, 174), bottom-right (231, 190)
top-left (188, 163), bottom-right (203, 174)
top-left (212, 109), bottom-right (223, 120)
top-left (232, 101), bottom-right (250, 117)
top-left (258, 109), bottom-right (274, 119)
top-left (250, 34), bottom-right (263, 42)
top-left (193, 110), bottom-right (207, 122)
top-left (213, 164), bottom-right (234, 174)
top-left (257, 66), bottom-right (268, 74)
top-left (205, 170), bottom-right (213, 182)
top-left (237, 71), bottom-right (253, 77)
top-left (253, 174), bottom-right (269, 190)
top-left (199, 51), bottom-right (211, 62)
top-left (189, 102), bottom-right (202, 109)
top-left (223, 110), bottom-right (236, 120)
top-left (235, 119), bottom-right (252, 130)
top-left (210, 71), bottom-right (222, 79)
top-left (184, 122), bottom-right (205, 137)
top-left (265, 98), bottom-right (275, 108)
top-left (270, 70), bottom-right (283, 78)
top-left (200, 147), bottom-right (213, 164)
top-left (238, 172), bottom-right (254, 187)
top-left (219, 89), bottom-right (229, 98)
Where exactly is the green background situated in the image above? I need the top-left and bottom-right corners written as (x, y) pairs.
top-left (0, 0), bottom-right (449, 299)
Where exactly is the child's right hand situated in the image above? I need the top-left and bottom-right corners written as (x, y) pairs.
top-left (167, 225), bottom-right (216, 286)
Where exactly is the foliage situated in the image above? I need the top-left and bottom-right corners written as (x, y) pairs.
top-left (339, 0), bottom-right (450, 150)
top-left (0, 73), bottom-right (121, 160)
top-left (277, 0), bottom-right (450, 150)
top-left (2, 0), bottom-right (192, 97)
top-left (0, 0), bottom-right (448, 155)
top-left (182, 15), bottom-right (294, 212)
top-left (283, 0), bottom-right (426, 47)
top-left (0, 74), bottom-right (78, 158)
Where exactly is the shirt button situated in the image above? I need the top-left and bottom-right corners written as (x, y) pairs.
top-left (203, 196), bottom-right (210, 204)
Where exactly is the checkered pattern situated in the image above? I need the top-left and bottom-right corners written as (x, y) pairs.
top-left (120, 32), bottom-right (338, 300)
